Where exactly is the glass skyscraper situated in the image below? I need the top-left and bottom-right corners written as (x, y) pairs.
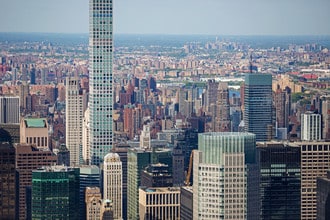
top-left (31, 166), bottom-right (80, 220)
top-left (244, 74), bottom-right (273, 142)
top-left (89, 0), bottom-right (114, 165)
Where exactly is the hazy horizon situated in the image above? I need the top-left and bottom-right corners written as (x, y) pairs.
top-left (1, 0), bottom-right (330, 36)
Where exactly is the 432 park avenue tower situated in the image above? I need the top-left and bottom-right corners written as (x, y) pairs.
top-left (89, 0), bottom-right (114, 165)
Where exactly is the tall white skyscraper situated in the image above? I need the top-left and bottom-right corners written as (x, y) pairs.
top-left (0, 95), bottom-right (20, 124)
top-left (66, 77), bottom-right (87, 165)
top-left (193, 132), bottom-right (256, 220)
top-left (89, 0), bottom-right (114, 165)
top-left (301, 111), bottom-right (322, 141)
top-left (103, 153), bottom-right (122, 220)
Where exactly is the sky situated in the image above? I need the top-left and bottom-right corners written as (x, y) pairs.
top-left (1, 0), bottom-right (330, 35)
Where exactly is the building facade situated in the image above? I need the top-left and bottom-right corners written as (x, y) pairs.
top-left (89, 0), bottom-right (114, 165)
top-left (215, 82), bottom-right (231, 132)
top-left (85, 187), bottom-right (102, 220)
top-left (257, 142), bottom-right (301, 219)
top-left (0, 142), bottom-right (16, 219)
top-left (139, 187), bottom-right (180, 220)
top-left (298, 142), bottom-right (330, 219)
top-left (66, 77), bottom-right (87, 165)
top-left (244, 74), bottom-right (273, 141)
top-left (193, 132), bottom-right (256, 220)
top-left (127, 149), bottom-right (151, 220)
top-left (31, 166), bottom-right (80, 219)
top-left (103, 153), bottom-right (122, 220)
top-left (15, 143), bottom-right (57, 220)
top-left (20, 118), bottom-right (49, 149)
top-left (79, 165), bottom-right (101, 220)
top-left (0, 95), bottom-right (20, 124)
top-left (301, 112), bottom-right (322, 141)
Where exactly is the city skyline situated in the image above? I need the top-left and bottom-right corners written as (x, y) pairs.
top-left (1, 0), bottom-right (330, 35)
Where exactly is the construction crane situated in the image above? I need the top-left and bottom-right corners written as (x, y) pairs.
top-left (184, 150), bottom-right (194, 186)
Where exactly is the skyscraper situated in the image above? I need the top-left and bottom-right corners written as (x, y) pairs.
top-left (257, 142), bottom-right (301, 219)
top-left (215, 82), bottom-right (231, 132)
top-left (89, 0), bottom-right (114, 165)
top-left (66, 77), bottom-right (87, 165)
top-left (0, 142), bottom-right (16, 219)
top-left (31, 166), bottom-right (80, 220)
top-left (103, 153), bottom-right (122, 220)
top-left (15, 143), bottom-right (57, 220)
top-left (78, 165), bottom-right (101, 220)
top-left (193, 132), bottom-right (256, 220)
top-left (127, 149), bottom-right (151, 220)
top-left (85, 187), bottom-right (102, 220)
top-left (301, 112), bottom-right (322, 141)
top-left (244, 74), bottom-right (273, 141)
top-left (297, 141), bottom-right (330, 220)
top-left (0, 95), bottom-right (20, 124)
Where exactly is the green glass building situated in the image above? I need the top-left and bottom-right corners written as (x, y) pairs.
top-left (31, 166), bottom-right (80, 220)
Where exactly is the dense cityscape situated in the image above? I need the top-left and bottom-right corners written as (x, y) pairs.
top-left (1, 0), bottom-right (330, 220)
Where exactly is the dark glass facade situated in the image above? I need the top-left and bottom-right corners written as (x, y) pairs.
top-left (31, 167), bottom-right (80, 220)
top-left (258, 143), bottom-right (301, 220)
top-left (0, 142), bottom-right (16, 219)
top-left (244, 74), bottom-right (273, 142)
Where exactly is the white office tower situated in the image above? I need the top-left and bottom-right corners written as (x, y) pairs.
top-left (89, 0), bottom-right (114, 165)
top-left (0, 95), bottom-right (20, 124)
top-left (65, 77), bottom-right (87, 165)
top-left (301, 112), bottom-right (322, 141)
top-left (193, 132), bottom-right (255, 220)
top-left (103, 153), bottom-right (122, 220)
top-left (83, 107), bottom-right (90, 165)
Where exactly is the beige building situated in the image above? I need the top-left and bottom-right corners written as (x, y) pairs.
top-left (139, 187), bottom-right (180, 220)
top-left (103, 153), bottom-right (122, 220)
top-left (20, 118), bottom-right (49, 149)
top-left (85, 187), bottom-right (102, 220)
top-left (294, 141), bottom-right (330, 220)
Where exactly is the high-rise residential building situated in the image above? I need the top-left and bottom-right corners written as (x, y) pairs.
top-left (321, 96), bottom-right (330, 140)
top-left (244, 74), bottom-right (273, 141)
top-left (127, 149), bottom-right (151, 220)
top-left (20, 118), bottom-right (49, 149)
top-left (15, 143), bottom-right (57, 220)
top-left (215, 82), bottom-right (231, 132)
top-left (257, 142), bottom-right (301, 219)
top-left (66, 77), bottom-right (87, 166)
top-left (0, 142), bottom-right (16, 219)
top-left (301, 112), bottom-right (322, 141)
top-left (0, 95), bottom-right (20, 124)
top-left (31, 166), bottom-right (80, 220)
top-left (139, 187), bottom-right (181, 220)
top-left (193, 132), bottom-right (256, 220)
top-left (78, 165), bottom-right (101, 220)
top-left (103, 153), bottom-right (122, 220)
top-left (85, 187), bottom-right (102, 220)
top-left (317, 171), bottom-right (330, 220)
top-left (89, 0), bottom-right (114, 166)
